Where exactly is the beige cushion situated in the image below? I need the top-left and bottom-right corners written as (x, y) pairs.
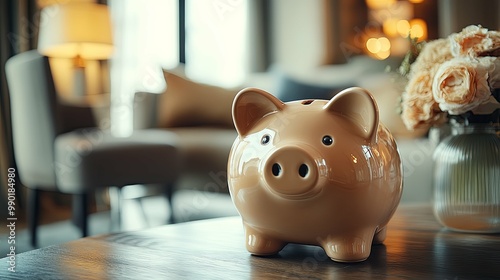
top-left (157, 69), bottom-right (241, 128)
top-left (166, 127), bottom-right (237, 193)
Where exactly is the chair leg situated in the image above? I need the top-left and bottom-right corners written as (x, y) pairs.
top-left (136, 198), bottom-right (151, 227)
top-left (72, 193), bottom-right (89, 237)
top-left (108, 186), bottom-right (122, 231)
top-left (165, 183), bottom-right (175, 224)
top-left (27, 188), bottom-right (40, 248)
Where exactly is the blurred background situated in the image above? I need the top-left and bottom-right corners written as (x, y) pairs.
top-left (1, 0), bottom-right (499, 252)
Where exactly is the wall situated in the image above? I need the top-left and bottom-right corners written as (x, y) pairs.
top-left (438, 0), bottom-right (500, 37)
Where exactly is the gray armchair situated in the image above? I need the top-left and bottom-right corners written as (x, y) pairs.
top-left (5, 50), bottom-right (180, 247)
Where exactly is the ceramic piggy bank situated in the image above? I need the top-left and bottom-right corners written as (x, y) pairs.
top-left (227, 87), bottom-right (403, 262)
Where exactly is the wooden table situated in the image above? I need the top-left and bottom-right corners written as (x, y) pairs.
top-left (1, 204), bottom-right (499, 279)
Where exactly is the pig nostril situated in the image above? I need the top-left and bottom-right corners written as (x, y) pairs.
top-left (298, 164), bottom-right (308, 178)
top-left (272, 163), bottom-right (281, 177)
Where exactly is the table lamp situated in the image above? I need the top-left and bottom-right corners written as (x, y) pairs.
top-left (38, 2), bottom-right (113, 97)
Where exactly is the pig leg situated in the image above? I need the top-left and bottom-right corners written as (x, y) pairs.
top-left (320, 228), bottom-right (375, 262)
top-left (372, 226), bottom-right (387, 244)
top-left (244, 225), bottom-right (286, 256)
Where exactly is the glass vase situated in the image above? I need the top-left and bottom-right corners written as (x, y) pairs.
top-left (433, 121), bottom-right (500, 233)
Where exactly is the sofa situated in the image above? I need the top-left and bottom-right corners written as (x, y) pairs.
top-left (133, 56), bottom-right (436, 217)
top-left (133, 68), bottom-right (239, 198)
top-left (132, 62), bottom-right (358, 196)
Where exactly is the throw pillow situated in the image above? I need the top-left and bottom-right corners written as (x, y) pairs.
top-left (274, 71), bottom-right (353, 102)
top-left (157, 69), bottom-right (241, 128)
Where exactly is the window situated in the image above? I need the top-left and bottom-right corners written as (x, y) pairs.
top-left (109, 0), bottom-right (249, 135)
top-left (185, 0), bottom-right (248, 87)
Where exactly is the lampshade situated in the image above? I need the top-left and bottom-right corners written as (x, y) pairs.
top-left (38, 2), bottom-right (113, 60)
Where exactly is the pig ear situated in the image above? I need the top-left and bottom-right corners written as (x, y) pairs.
top-left (323, 87), bottom-right (379, 142)
top-left (232, 87), bottom-right (285, 136)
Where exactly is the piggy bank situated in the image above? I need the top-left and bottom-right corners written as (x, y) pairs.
top-left (227, 87), bottom-right (403, 262)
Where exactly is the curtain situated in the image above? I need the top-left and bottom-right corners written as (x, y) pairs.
top-left (0, 0), bottom-right (38, 216)
top-left (108, 0), bottom-right (178, 136)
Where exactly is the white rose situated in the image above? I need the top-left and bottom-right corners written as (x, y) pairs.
top-left (432, 57), bottom-right (492, 115)
top-left (401, 70), bottom-right (440, 129)
top-left (449, 25), bottom-right (500, 57)
top-left (480, 56), bottom-right (500, 89)
top-left (408, 39), bottom-right (453, 79)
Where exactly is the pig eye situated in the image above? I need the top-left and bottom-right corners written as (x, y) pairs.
top-left (261, 134), bottom-right (271, 145)
top-left (322, 135), bottom-right (333, 146)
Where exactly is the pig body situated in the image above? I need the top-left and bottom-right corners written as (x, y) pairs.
top-left (228, 87), bottom-right (403, 262)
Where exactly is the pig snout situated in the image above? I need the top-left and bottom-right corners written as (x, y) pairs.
top-left (262, 146), bottom-right (319, 197)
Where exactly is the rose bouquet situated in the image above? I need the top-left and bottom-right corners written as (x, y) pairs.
top-left (400, 25), bottom-right (500, 130)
